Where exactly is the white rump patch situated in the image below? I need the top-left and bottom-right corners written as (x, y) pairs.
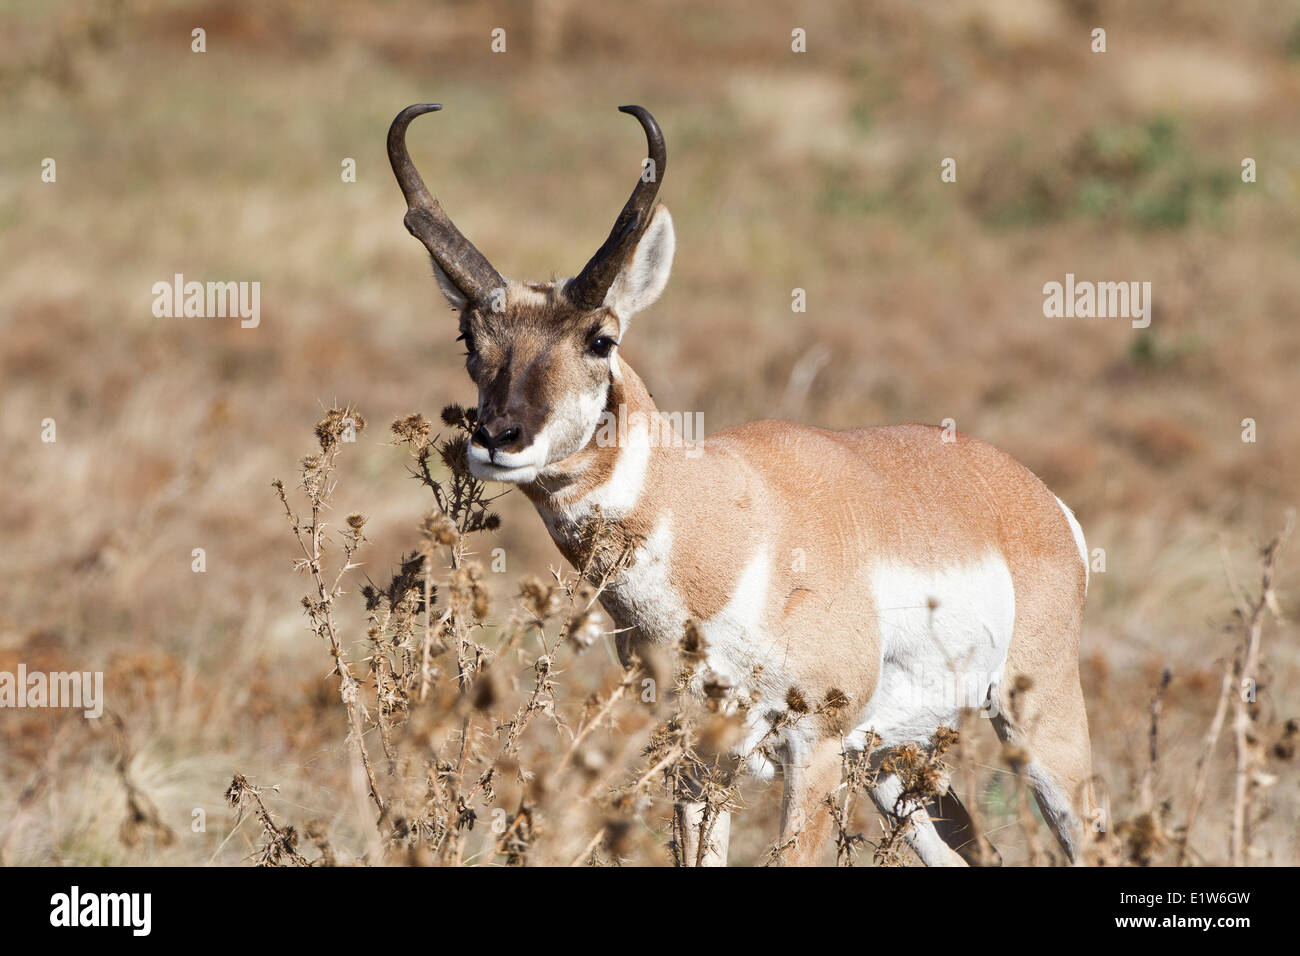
top-left (849, 554), bottom-right (1016, 750)
top-left (1055, 495), bottom-right (1089, 594)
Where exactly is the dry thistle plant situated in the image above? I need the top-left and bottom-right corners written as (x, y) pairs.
top-left (873, 729), bottom-right (960, 866)
top-left (232, 407), bottom-right (1295, 868)
top-left (826, 732), bottom-right (881, 867)
top-left (1176, 516), bottom-right (1294, 866)
top-left (270, 405), bottom-right (386, 822)
top-left (659, 624), bottom-right (853, 867)
top-left (225, 773), bottom-right (309, 867)
top-left (817, 726), bottom-right (969, 868)
top-left (1086, 515), bottom-right (1296, 868)
top-left (109, 713), bottom-right (176, 852)
top-left (238, 404), bottom-right (705, 865)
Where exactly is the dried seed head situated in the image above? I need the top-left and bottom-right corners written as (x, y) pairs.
top-left (785, 686), bottom-right (809, 714)
top-left (519, 576), bottom-right (562, 618)
top-left (471, 574), bottom-right (489, 619)
top-left (315, 406), bottom-right (366, 451)
top-left (360, 583), bottom-right (381, 611)
top-left (471, 672), bottom-right (498, 712)
top-left (932, 725), bottom-right (959, 755)
top-left (421, 510), bottom-right (459, 548)
top-left (391, 412), bottom-right (432, 449)
top-left (440, 434), bottom-right (472, 479)
top-left (822, 688), bottom-right (851, 713)
top-left (569, 603), bottom-right (605, 650)
top-left (701, 670), bottom-right (734, 711)
top-left (1273, 719), bottom-right (1299, 761)
top-left (440, 404), bottom-right (476, 431)
top-left (603, 818), bottom-right (632, 858)
top-left (224, 773), bottom-right (251, 808)
top-left (680, 620), bottom-right (706, 663)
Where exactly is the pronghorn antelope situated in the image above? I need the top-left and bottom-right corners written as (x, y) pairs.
top-left (388, 103), bottom-right (1095, 866)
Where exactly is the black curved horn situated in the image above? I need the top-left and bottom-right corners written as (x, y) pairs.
top-left (388, 104), bottom-right (505, 306)
top-left (565, 105), bottom-right (667, 311)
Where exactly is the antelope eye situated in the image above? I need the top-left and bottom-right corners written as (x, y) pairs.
top-left (457, 330), bottom-right (477, 356)
top-left (588, 335), bottom-right (617, 358)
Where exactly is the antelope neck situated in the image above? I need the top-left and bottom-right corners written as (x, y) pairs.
top-left (521, 358), bottom-right (674, 569)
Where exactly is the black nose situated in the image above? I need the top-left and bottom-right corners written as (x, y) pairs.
top-left (472, 424), bottom-right (521, 451)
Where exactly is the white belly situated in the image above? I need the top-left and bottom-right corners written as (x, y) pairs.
top-left (848, 554), bottom-right (1016, 750)
top-left (596, 517), bottom-right (1017, 770)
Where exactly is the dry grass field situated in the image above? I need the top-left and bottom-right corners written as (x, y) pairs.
top-left (1, 0), bottom-right (1298, 866)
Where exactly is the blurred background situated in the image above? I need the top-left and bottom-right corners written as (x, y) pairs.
top-left (1, 0), bottom-right (1298, 864)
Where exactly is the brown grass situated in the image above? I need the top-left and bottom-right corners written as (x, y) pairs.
top-left (1, 0), bottom-right (1298, 865)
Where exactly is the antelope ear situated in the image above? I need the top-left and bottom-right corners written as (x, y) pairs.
top-left (429, 256), bottom-right (469, 311)
top-left (603, 204), bottom-right (674, 323)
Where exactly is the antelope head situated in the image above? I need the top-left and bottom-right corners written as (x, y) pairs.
top-left (388, 103), bottom-right (676, 485)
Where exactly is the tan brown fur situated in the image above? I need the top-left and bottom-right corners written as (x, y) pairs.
top-left (513, 353), bottom-right (1093, 865)
top-left (390, 103), bottom-right (1093, 865)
